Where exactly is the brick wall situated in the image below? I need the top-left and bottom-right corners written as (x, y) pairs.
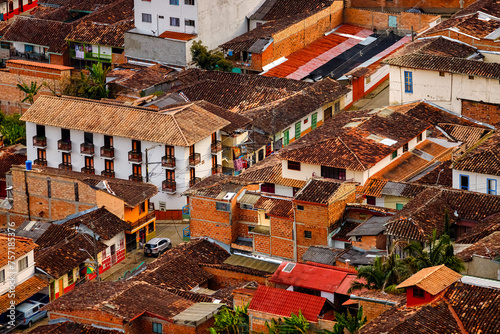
top-left (131, 315), bottom-right (214, 334)
top-left (190, 196), bottom-right (234, 244)
top-left (254, 234), bottom-right (271, 254)
top-left (48, 310), bottom-right (123, 330)
top-left (343, 8), bottom-right (440, 33)
top-left (461, 100), bottom-right (500, 127)
top-left (359, 300), bottom-right (394, 323)
top-left (201, 265), bottom-right (269, 289)
top-left (347, 0), bottom-right (474, 13)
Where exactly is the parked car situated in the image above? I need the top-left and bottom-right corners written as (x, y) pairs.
top-left (16, 300), bottom-right (47, 328)
top-left (144, 237), bottom-right (171, 257)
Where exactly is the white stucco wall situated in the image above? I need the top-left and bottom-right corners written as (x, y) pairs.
top-left (0, 251), bottom-right (35, 296)
top-left (26, 122), bottom-right (221, 210)
top-left (389, 65), bottom-right (500, 114)
top-left (452, 169), bottom-right (500, 195)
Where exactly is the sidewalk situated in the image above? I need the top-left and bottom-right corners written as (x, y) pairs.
top-left (349, 79), bottom-right (389, 111)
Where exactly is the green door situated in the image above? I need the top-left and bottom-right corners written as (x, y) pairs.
top-left (284, 129), bottom-right (290, 146)
top-left (295, 122), bottom-right (301, 140)
top-left (311, 113), bottom-right (318, 130)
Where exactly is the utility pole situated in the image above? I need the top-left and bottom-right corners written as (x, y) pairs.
top-left (91, 223), bottom-right (100, 285)
top-left (145, 144), bottom-right (162, 183)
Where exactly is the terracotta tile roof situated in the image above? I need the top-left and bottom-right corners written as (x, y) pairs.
top-left (279, 107), bottom-right (430, 171)
top-left (20, 96), bottom-right (230, 147)
top-left (36, 233), bottom-right (108, 279)
top-left (250, 0), bottom-right (334, 21)
top-left (183, 174), bottom-right (251, 198)
top-left (108, 64), bottom-right (176, 92)
top-left (239, 78), bottom-right (350, 134)
top-left (454, 0), bottom-right (500, 18)
top-left (79, 0), bottom-right (134, 24)
top-left (190, 101), bottom-right (252, 134)
top-left (26, 166), bottom-right (157, 208)
top-left (452, 132), bottom-right (500, 176)
top-left (332, 221), bottom-right (360, 241)
top-left (66, 19), bottom-right (134, 47)
top-left (347, 216), bottom-right (391, 237)
top-left (386, 53), bottom-right (500, 80)
top-left (0, 235), bottom-right (36, 268)
top-left (396, 265), bottom-right (462, 295)
top-left (249, 285), bottom-right (327, 322)
top-left (2, 17), bottom-right (72, 54)
top-left (389, 36), bottom-right (477, 59)
top-left (270, 261), bottom-right (352, 293)
top-left (254, 196), bottom-right (293, 219)
top-left (456, 212), bottom-right (500, 244)
top-left (294, 178), bottom-right (344, 205)
top-left (0, 144), bottom-right (26, 181)
top-left (437, 123), bottom-right (490, 147)
top-left (385, 187), bottom-right (500, 242)
top-left (239, 154), bottom-right (306, 188)
top-left (6, 59), bottom-right (73, 71)
top-left (31, 224), bottom-right (78, 253)
top-left (45, 281), bottom-right (195, 321)
top-left (456, 231), bottom-right (500, 261)
top-left (133, 239), bottom-right (230, 290)
top-left (379, 181), bottom-right (430, 199)
top-left (158, 31), bottom-right (196, 41)
top-left (200, 263), bottom-right (270, 278)
top-left (61, 207), bottom-right (129, 240)
top-left (29, 322), bottom-right (122, 334)
top-left (358, 178), bottom-right (388, 198)
top-left (0, 275), bottom-right (48, 314)
top-left (355, 290), bottom-right (406, 305)
top-left (415, 160), bottom-right (453, 187)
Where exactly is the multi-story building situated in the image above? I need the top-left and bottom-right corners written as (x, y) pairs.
top-left (125, 0), bottom-right (264, 67)
top-left (20, 96), bottom-right (230, 212)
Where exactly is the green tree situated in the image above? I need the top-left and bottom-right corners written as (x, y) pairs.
top-left (0, 112), bottom-right (26, 145)
top-left (349, 255), bottom-right (407, 293)
top-left (190, 41), bottom-right (233, 72)
top-left (404, 230), bottom-right (465, 274)
top-left (61, 62), bottom-right (110, 100)
top-left (321, 307), bottom-right (367, 334)
top-left (16, 82), bottom-right (43, 104)
top-left (209, 304), bottom-right (249, 334)
top-left (265, 311), bottom-right (309, 334)
top-left (86, 62), bottom-right (110, 99)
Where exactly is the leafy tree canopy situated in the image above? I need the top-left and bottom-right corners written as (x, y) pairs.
top-left (191, 41), bottom-right (233, 72)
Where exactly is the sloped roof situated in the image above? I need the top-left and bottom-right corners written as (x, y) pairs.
top-left (389, 36), bottom-right (477, 59)
top-left (223, 254), bottom-right (279, 273)
top-left (183, 174), bottom-right (249, 199)
top-left (17, 222), bottom-right (77, 253)
top-left (66, 19), bottom-right (134, 47)
top-left (20, 96), bottom-right (230, 147)
top-left (253, 196), bottom-right (294, 219)
top-left (456, 212), bottom-right (500, 244)
top-left (0, 144), bottom-right (26, 181)
top-left (0, 235), bottom-right (36, 268)
top-left (2, 17), bottom-right (72, 54)
top-left (61, 207), bottom-right (130, 240)
top-left (249, 286), bottom-right (327, 322)
top-left (347, 216), bottom-right (391, 237)
top-left (301, 246), bottom-right (346, 266)
top-left (456, 231), bottom-right (500, 261)
top-left (270, 261), bottom-right (351, 293)
top-left (0, 276), bottom-right (48, 315)
top-left (452, 132), bottom-right (500, 176)
top-left (108, 64), bottom-right (176, 92)
top-left (29, 322), bottom-right (122, 334)
top-left (250, 0), bottom-right (334, 21)
top-left (396, 265), bottom-right (462, 295)
top-left (239, 154), bottom-right (306, 188)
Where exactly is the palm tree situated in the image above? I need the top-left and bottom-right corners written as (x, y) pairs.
top-left (209, 304), bottom-right (249, 334)
top-left (16, 81), bottom-right (43, 104)
top-left (404, 230), bottom-right (465, 274)
top-left (86, 62), bottom-right (110, 99)
top-left (265, 311), bottom-right (309, 334)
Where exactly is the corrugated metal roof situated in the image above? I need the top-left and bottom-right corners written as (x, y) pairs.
top-left (347, 216), bottom-right (391, 237)
top-left (238, 192), bottom-right (261, 205)
top-left (172, 303), bottom-right (222, 326)
top-left (223, 254), bottom-right (280, 273)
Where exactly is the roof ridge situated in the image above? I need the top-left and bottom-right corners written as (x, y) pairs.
top-left (171, 111), bottom-right (190, 146)
top-left (337, 136), bottom-right (366, 170)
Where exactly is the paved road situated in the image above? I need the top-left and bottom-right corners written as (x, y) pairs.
top-left (350, 80), bottom-right (390, 111)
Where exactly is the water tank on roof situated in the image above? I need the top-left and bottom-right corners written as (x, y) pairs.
top-left (26, 160), bottom-right (32, 171)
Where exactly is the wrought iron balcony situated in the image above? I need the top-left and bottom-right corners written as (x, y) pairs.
top-left (162, 180), bottom-right (176, 194)
top-left (57, 140), bottom-right (71, 151)
top-left (188, 153), bottom-right (201, 166)
top-left (101, 170), bottom-right (115, 178)
top-left (81, 166), bottom-right (95, 174)
top-left (33, 136), bottom-right (46, 147)
top-left (127, 212), bottom-right (155, 232)
top-left (58, 163), bottom-right (72, 171)
top-left (189, 177), bottom-right (201, 187)
top-left (161, 156), bottom-right (176, 169)
top-left (100, 146), bottom-right (114, 158)
top-left (34, 159), bottom-right (47, 166)
top-left (129, 174), bottom-right (143, 182)
top-left (80, 143), bottom-right (94, 155)
top-left (211, 164), bottom-right (222, 175)
top-left (128, 150), bottom-right (142, 163)
top-left (211, 141), bottom-right (222, 154)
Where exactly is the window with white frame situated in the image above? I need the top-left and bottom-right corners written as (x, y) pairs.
top-left (185, 19), bottom-right (195, 26)
top-left (18, 257), bottom-right (28, 272)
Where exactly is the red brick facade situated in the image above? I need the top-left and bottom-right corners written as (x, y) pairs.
top-left (201, 265), bottom-right (270, 289)
top-left (347, 0), bottom-right (474, 14)
top-left (461, 100), bottom-right (500, 127)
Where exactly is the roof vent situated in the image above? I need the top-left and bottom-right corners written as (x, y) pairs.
top-left (282, 262), bottom-right (296, 273)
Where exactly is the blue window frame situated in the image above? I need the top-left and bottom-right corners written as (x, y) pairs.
top-left (459, 174), bottom-right (469, 190)
top-left (170, 0), bottom-right (179, 4)
top-left (487, 178), bottom-right (497, 195)
top-left (404, 71), bottom-right (413, 93)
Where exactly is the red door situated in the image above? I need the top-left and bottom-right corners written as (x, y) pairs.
top-left (352, 77), bottom-right (365, 102)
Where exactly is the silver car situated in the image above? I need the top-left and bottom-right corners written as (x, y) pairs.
top-left (144, 237), bottom-right (171, 257)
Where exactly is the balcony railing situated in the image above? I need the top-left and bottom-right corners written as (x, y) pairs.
top-left (128, 150), bottom-right (142, 163)
top-left (101, 170), bottom-right (115, 178)
top-left (80, 143), bottom-right (95, 155)
top-left (59, 163), bottom-right (72, 171)
top-left (34, 159), bottom-right (47, 166)
top-left (211, 164), bottom-right (222, 175)
top-left (129, 174), bottom-right (143, 182)
top-left (161, 156), bottom-right (176, 169)
top-left (33, 136), bottom-right (46, 147)
top-left (127, 211), bottom-right (155, 232)
top-left (189, 153), bottom-right (201, 166)
top-left (189, 177), bottom-right (201, 187)
top-left (81, 167), bottom-right (95, 174)
top-left (69, 49), bottom-right (112, 63)
top-left (162, 180), bottom-right (176, 194)
top-left (211, 141), bottom-right (222, 154)
top-left (58, 140), bottom-right (71, 151)
top-left (100, 146), bottom-right (114, 158)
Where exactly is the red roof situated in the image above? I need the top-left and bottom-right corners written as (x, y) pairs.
top-left (249, 286), bottom-right (327, 321)
top-left (159, 31), bottom-right (197, 41)
top-left (271, 262), bottom-right (351, 293)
